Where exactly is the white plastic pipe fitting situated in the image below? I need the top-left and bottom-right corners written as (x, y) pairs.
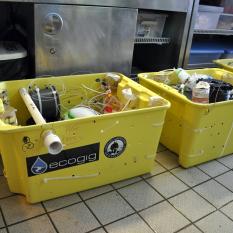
top-left (43, 131), bottom-right (63, 155)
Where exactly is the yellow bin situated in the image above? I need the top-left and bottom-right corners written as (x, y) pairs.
top-left (138, 68), bottom-right (233, 168)
top-left (214, 59), bottom-right (233, 72)
top-left (0, 73), bottom-right (170, 203)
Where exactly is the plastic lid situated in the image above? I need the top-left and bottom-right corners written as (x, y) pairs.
top-left (198, 5), bottom-right (224, 13)
top-left (0, 41), bottom-right (27, 61)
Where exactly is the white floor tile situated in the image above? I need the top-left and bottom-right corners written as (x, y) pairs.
top-left (118, 181), bottom-right (163, 211)
top-left (50, 202), bottom-right (100, 233)
top-left (142, 161), bottom-right (166, 178)
top-left (0, 195), bottom-right (45, 225)
top-left (86, 191), bottom-right (134, 225)
top-left (147, 172), bottom-right (188, 198)
top-left (171, 167), bottom-right (210, 187)
top-left (0, 212), bottom-right (4, 228)
top-left (194, 180), bottom-right (233, 208)
top-left (140, 201), bottom-right (190, 233)
top-left (106, 214), bottom-right (154, 233)
top-left (91, 228), bottom-right (106, 233)
top-left (169, 190), bottom-right (215, 222)
top-left (156, 151), bottom-right (179, 170)
top-left (221, 201), bottom-right (233, 220)
top-left (112, 177), bottom-right (142, 189)
top-left (215, 171), bottom-right (233, 191)
top-left (0, 177), bottom-right (13, 199)
top-left (43, 194), bottom-right (81, 212)
top-left (218, 154), bottom-right (233, 169)
top-left (1, 149), bottom-right (233, 233)
top-left (79, 185), bottom-right (113, 200)
top-left (90, 228), bottom-right (106, 233)
top-left (198, 160), bottom-right (229, 177)
top-left (196, 211), bottom-right (233, 233)
top-left (8, 215), bottom-right (56, 233)
top-left (178, 225), bottom-right (201, 233)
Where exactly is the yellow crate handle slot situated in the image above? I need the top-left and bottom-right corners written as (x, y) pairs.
top-left (152, 122), bottom-right (164, 127)
top-left (43, 172), bottom-right (100, 183)
top-left (187, 150), bottom-right (204, 158)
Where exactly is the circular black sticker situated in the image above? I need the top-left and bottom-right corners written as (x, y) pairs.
top-left (104, 137), bottom-right (127, 158)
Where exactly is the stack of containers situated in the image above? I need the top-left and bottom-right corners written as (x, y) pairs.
top-left (195, 5), bottom-right (224, 30)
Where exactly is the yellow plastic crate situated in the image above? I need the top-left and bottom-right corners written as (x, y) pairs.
top-left (214, 59), bottom-right (233, 72)
top-left (0, 73), bottom-right (170, 203)
top-left (138, 68), bottom-right (233, 168)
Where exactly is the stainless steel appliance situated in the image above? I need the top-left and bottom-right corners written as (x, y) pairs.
top-left (0, 0), bottom-right (194, 77)
top-left (34, 4), bottom-right (137, 76)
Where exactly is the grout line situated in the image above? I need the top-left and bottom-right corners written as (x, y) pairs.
top-left (219, 198), bottom-right (233, 209)
top-left (156, 150), bottom-right (233, 226)
top-left (40, 202), bottom-right (59, 233)
top-left (156, 147), bottom-right (168, 153)
top-left (159, 153), bottom-right (233, 227)
top-left (195, 166), bottom-right (233, 195)
top-left (86, 226), bottom-right (107, 233)
top-left (197, 166), bottom-right (231, 179)
top-left (142, 160), bottom-right (225, 226)
top-left (155, 154), bottom-right (180, 171)
top-left (0, 194), bottom-right (16, 201)
top-left (110, 184), bottom-right (158, 233)
top-left (103, 212), bottom-right (136, 232)
top-left (216, 157), bottom-right (233, 170)
top-left (0, 207), bottom-right (9, 233)
top-left (218, 208), bottom-right (233, 223)
top-left (166, 170), bottom-right (221, 209)
top-left (143, 176), bottom-right (189, 200)
top-left (41, 194), bottom-right (83, 214)
top-left (3, 213), bottom-right (48, 228)
top-left (111, 176), bottom-right (193, 233)
top-left (155, 160), bottom-right (214, 191)
top-left (196, 162), bottom-right (232, 180)
top-left (78, 192), bottom-right (104, 228)
top-left (141, 166), bottom-right (171, 179)
top-left (191, 224), bottom-right (205, 233)
top-left (112, 179), bottom-right (144, 191)
top-left (174, 223), bottom-right (204, 233)
top-left (79, 188), bottom-right (119, 202)
top-left (80, 191), bottom-right (138, 233)
top-left (142, 176), bottom-right (196, 224)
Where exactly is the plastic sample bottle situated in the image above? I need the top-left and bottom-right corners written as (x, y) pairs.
top-left (175, 68), bottom-right (191, 84)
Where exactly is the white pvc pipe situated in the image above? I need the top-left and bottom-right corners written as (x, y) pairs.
top-left (19, 88), bottom-right (46, 124)
top-left (19, 88), bottom-right (63, 155)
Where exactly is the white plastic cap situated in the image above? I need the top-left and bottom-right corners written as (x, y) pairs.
top-left (122, 88), bottom-right (137, 100)
top-left (149, 96), bottom-right (163, 106)
top-left (106, 73), bottom-right (121, 82)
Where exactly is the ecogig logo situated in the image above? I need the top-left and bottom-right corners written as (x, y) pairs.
top-left (26, 143), bottom-right (100, 177)
top-left (31, 157), bottom-right (48, 175)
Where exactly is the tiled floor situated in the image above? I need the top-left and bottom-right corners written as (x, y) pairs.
top-left (1, 145), bottom-right (233, 233)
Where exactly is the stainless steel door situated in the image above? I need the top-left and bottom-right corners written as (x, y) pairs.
top-left (34, 4), bottom-right (137, 76)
